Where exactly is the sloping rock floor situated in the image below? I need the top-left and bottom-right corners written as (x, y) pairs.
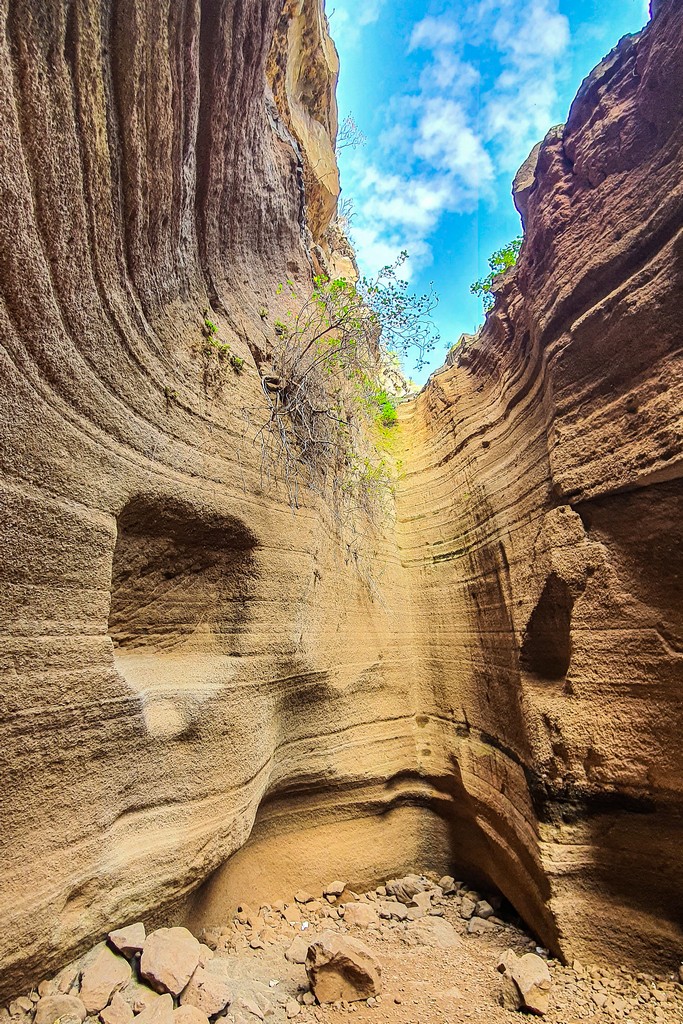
top-left (3, 872), bottom-right (683, 1024)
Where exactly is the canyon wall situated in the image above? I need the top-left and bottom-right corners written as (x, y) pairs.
top-left (397, 0), bottom-right (683, 969)
top-left (0, 0), bottom-right (681, 1002)
top-left (0, 0), bottom-right (418, 999)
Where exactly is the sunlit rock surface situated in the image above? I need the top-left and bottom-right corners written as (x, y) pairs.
top-left (0, 0), bottom-right (681, 1000)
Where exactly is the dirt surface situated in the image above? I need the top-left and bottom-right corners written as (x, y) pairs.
top-left (197, 878), bottom-right (683, 1024)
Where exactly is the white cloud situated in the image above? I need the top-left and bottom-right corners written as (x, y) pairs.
top-left (332, 0), bottom-right (385, 47)
top-left (409, 16), bottom-right (460, 51)
top-left (337, 0), bottom-right (570, 285)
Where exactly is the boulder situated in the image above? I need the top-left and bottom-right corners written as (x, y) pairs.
top-left (34, 995), bottom-right (87, 1024)
top-left (140, 928), bottom-right (201, 996)
top-left (133, 994), bottom-right (174, 1024)
top-left (342, 903), bottom-right (378, 929)
top-left (100, 994), bottom-right (134, 1024)
top-left (497, 950), bottom-right (552, 1016)
top-left (80, 947), bottom-right (132, 1013)
top-left (108, 924), bottom-right (146, 960)
top-left (305, 931), bottom-right (381, 1004)
top-left (180, 964), bottom-right (232, 1016)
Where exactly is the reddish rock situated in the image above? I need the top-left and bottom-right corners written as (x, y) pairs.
top-left (100, 994), bottom-right (134, 1024)
top-left (305, 931), bottom-right (381, 1004)
top-left (108, 924), bottom-right (146, 960)
top-left (140, 929), bottom-right (201, 996)
top-left (132, 994), bottom-right (174, 1024)
top-left (80, 948), bottom-right (132, 1013)
top-left (179, 963), bottom-right (232, 1017)
top-left (173, 1008), bottom-right (209, 1024)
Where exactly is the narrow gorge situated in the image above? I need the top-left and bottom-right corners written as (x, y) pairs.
top-left (0, 0), bottom-right (681, 1012)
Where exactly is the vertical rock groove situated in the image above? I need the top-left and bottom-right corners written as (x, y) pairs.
top-left (0, 0), bottom-right (681, 1001)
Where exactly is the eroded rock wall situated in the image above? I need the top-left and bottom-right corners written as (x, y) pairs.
top-left (1, 0), bottom-right (682, 1001)
top-left (397, 0), bottom-right (683, 968)
top-left (0, 0), bottom-right (418, 1000)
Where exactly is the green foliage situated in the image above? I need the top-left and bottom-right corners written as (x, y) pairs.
top-left (470, 236), bottom-right (523, 313)
top-left (252, 258), bottom-right (436, 566)
top-left (203, 314), bottom-right (218, 337)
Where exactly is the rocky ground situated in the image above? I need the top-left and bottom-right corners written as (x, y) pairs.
top-left (3, 873), bottom-right (683, 1024)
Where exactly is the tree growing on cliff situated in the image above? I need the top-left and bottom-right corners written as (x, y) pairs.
top-left (250, 257), bottom-right (438, 570)
top-left (470, 236), bottom-right (523, 313)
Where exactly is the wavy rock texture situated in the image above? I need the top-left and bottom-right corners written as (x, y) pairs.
top-left (397, 0), bottom-right (683, 970)
top-left (0, 0), bottom-right (681, 1002)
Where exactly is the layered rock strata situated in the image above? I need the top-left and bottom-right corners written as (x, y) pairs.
top-left (397, 0), bottom-right (683, 969)
top-left (0, 0), bottom-right (681, 1002)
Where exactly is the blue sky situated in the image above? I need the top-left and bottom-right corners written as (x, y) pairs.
top-left (329, 0), bottom-right (651, 382)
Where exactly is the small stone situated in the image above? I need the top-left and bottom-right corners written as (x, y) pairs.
top-left (405, 907), bottom-right (425, 921)
top-left (459, 898), bottom-right (475, 920)
top-left (285, 936), bottom-right (310, 964)
top-left (365, 997), bottom-right (377, 1008)
top-left (467, 917), bottom-right (494, 935)
top-left (100, 994), bottom-right (133, 1024)
top-left (306, 932), bottom-right (381, 1004)
top-left (408, 892), bottom-right (432, 912)
top-left (285, 1000), bottom-right (300, 1019)
top-left (323, 882), bottom-right (347, 898)
top-left (438, 876), bottom-right (456, 894)
top-left (475, 901), bottom-right (494, 919)
top-left (282, 906), bottom-right (301, 925)
top-left (35, 996), bottom-right (87, 1024)
top-left (302, 993), bottom-right (316, 1006)
top-left (294, 891), bottom-right (316, 905)
top-left (378, 902), bottom-right (408, 922)
top-left (80, 947), bottom-right (132, 1014)
top-left (37, 984), bottom-right (56, 1000)
top-left (119, 982), bottom-right (160, 1015)
top-left (140, 928), bottom-right (201, 996)
top-left (15, 1000), bottom-right (32, 1014)
top-left (342, 903), bottom-right (378, 929)
top-left (108, 924), bottom-right (146, 960)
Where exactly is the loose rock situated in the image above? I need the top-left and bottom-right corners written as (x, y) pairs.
top-left (180, 963), bottom-right (232, 1017)
top-left (306, 932), bottom-right (381, 1004)
top-left (35, 996), bottom-right (87, 1024)
top-left (100, 994), bottom-right (133, 1024)
top-left (80, 948), bottom-right (132, 1014)
top-left (108, 924), bottom-right (146, 960)
top-left (140, 928), bottom-right (201, 996)
top-left (497, 949), bottom-right (552, 1016)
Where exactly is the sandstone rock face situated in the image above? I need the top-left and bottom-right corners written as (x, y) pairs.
top-left (396, 0), bottom-right (683, 971)
top-left (305, 932), bottom-right (381, 1004)
top-left (0, 0), bottom-right (412, 1002)
top-left (0, 0), bottom-right (682, 1004)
